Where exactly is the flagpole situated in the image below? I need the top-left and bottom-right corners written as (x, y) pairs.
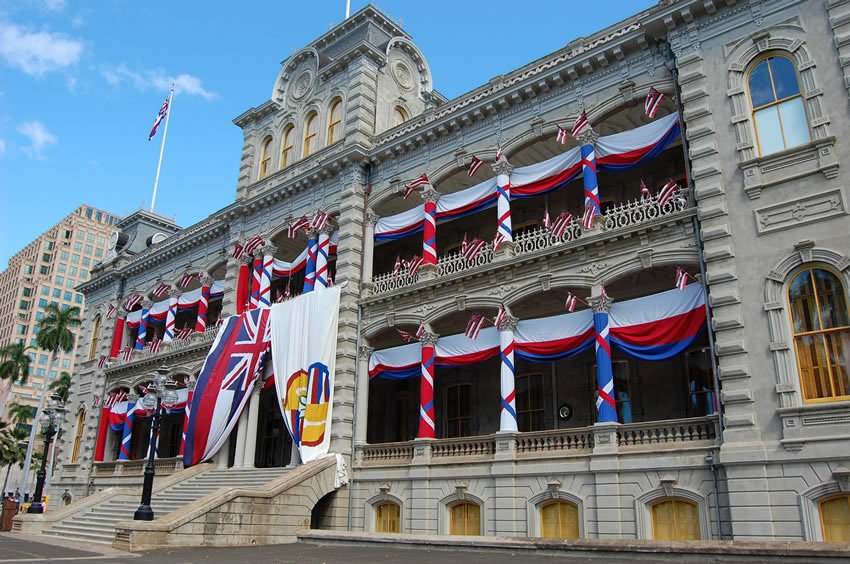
top-left (345, 0), bottom-right (351, 18)
top-left (151, 87), bottom-right (174, 212)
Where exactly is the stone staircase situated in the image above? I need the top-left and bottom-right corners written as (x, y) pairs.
top-left (42, 466), bottom-right (288, 544)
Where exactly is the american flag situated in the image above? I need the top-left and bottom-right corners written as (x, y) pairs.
top-left (180, 272), bottom-right (200, 288)
top-left (657, 179), bottom-right (679, 207)
top-left (402, 173), bottom-right (430, 199)
top-left (393, 255), bottom-right (403, 276)
top-left (311, 210), bottom-right (329, 231)
top-left (555, 125), bottom-right (570, 145)
top-left (494, 305), bottom-right (508, 329)
top-left (397, 328), bottom-right (415, 343)
top-left (121, 347), bottom-right (134, 362)
top-left (97, 355), bottom-right (108, 369)
top-left (582, 204), bottom-right (596, 230)
top-left (645, 87), bottom-right (664, 118)
top-left (148, 97), bottom-right (169, 141)
top-left (149, 337), bottom-right (162, 354)
top-left (465, 314), bottom-right (486, 340)
top-left (676, 268), bottom-right (689, 291)
top-left (640, 179), bottom-right (651, 201)
top-left (92, 394), bottom-right (102, 408)
top-left (288, 216), bottom-right (310, 238)
top-left (550, 211), bottom-right (573, 239)
top-left (492, 232), bottom-right (505, 252)
top-left (232, 242), bottom-right (245, 260)
top-left (243, 235), bottom-right (265, 256)
top-left (467, 155), bottom-right (484, 177)
top-left (175, 327), bottom-right (194, 340)
top-left (543, 209), bottom-right (551, 230)
top-left (571, 111), bottom-right (590, 138)
top-left (462, 237), bottom-right (487, 262)
top-left (106, 304), bottom-right (117, 319)
top-left (415, 324), bottom-right (427, 339)
top-left (125, 294), bottom-right (142, 311)
top-left (105, 390), bottom-right (127, 409)
top-left (153, 282), bottom-right (170, 298)
top-left (403, 255), bottom-right (423, 276)
top-left (565, 292), bottom-right (578, 312)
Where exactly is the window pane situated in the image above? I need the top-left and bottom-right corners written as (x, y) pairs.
top-left (789, 271), bottom-right (818, 333)
top-left (821, 495), bottom-right (850, 542)
top-left (675, 500), bottom-right (701, 540)
top-left (652, 500), bottom-right (676, 540)
top-left (749, 61), bottom-right (775, 107)
top-left (541, 501), bottom-right (579, 539)
top-left (376, 502), bottom-right (400, 533)
top-left (812, 270), bottom-right (849, 329)
top-left (778, 98), bottom-right (810, 149)
top-left (769, 57), bottom-right (800, 99)
top-left (754, 106), bottom-right (785, 155)
top-left (795, 335), bottom-right (832, 400)
top-left (825, 330), bottom-right (850, 398)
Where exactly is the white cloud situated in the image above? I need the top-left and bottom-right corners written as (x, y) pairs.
top-left (17, 121), bottom-right (57, 159)
top-left (102, 64), bottom-right (217, 100)
top-left (43, 0), bottom-right (67, 11)
top-left (0, 139), bottom-right (6, 155)
top-left (70, 15), bottom-right (85, 28)
top-left (0, 21), bottom-right (82, 75)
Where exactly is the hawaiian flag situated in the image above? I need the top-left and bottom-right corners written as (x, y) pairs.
top-left (494, 305), bottom-right (508, 329)
top-left (243, 235), bottom-right (265, 256)
top-left (555, 125), bottom-right (570, 145)
top-left (565, 292), bottom-right (578, 312)
top-left (121, 347), bottom-right (134, 362)
top-left (232, 242), bottom-right (245, 260)
top-left (97, 355), bottom-right (108, 369)
top-left (397, 328), bottom-right (415, 343)
top-left (465, 314), bottom-right (486, 340)
top-left (403, 255), bottom-right (423, 276)
top-left (571, 111), bottom-right (590, 138)
top-left (288, 216), bottom-right (310, 238)
top-left (645, 87), bottom-right (664, 118)
top-left (393, 255), bottom-right (403, 276)
top-left (543, 209), bottom-right (551, 230)
top-left (582, 204), bottom-right (596, 230)
top-left (658, 179), bottom-right (679, 207)
top-left (550, 211), bottom-right (573, 239)
top-left (462, 237), bottom-right (487, 262)
top-left (105, 390), bottom-right (127, 409)
top-left (125, 294), bottom-right (142, 311)
top-left (415, 324), bottom-right (427, 339)
top-left (183, 308), bottom-right (271, 467)
top-left (106, 304), bottom-right (117, 319)
top-left (492, 232), bottom-right (505, 252)
top-left (153, 282), bottom-right (170, 298)
top-left (180, 272), bottom-right (200, 288)
top-left (468, 155), bottom-right (484, 177)
top-left (403, 173), bottom-right (429, 199)
top-left (149, 337), bottom-right (162, 354)
top-left (176, 327), bottom-right (194, 340)
top-left (311, 210), bottom-right (329, 231)
top-left (148, 97), bottom-right (169, 141)
top-left (676, 268), bottom-right (689, 291)
top-left (640, 179), bottom-right (651, 201)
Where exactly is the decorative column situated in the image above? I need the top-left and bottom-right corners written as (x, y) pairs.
top-left (236, 255), bottom-right (252, 314)
top-left (315, 226), bottom-right (332, 289)
top-left (242, 380), bottom-right (262, 469)
top-left (363, 212), bottom-right (378, 291)
top-left (119, 395), bottom-right (137, 460)
top-left (179, 381), bottom-right (195, 457)
top-left (233, 403), bottom-right (250, 468)
top-left (589, 292), bottom-right (617, 423)
top-left (303, 229), bottom-right (318, 294)
top-left (493, 158), bottom-right (515, 258)
top-left (579, 129), bottom-right (601, 230)
top-left (163, 289), bottom-right (180, 342)
top-left (195, 276), bottom-right (212, 333)
top-left (419, 188), bottom-right (440, 280)
top-left (110, 317), bottom-right (125, 358)
top-left (134, 301), bottom-right (151, 350)
top-left (215, 435), bottom-right (230, 469)
top-left (250, 255), bottom-right (262, 309)
top-left (355, 345), bottom-right (374, 444)
top-left (258, 245), bottom-right (275, 307)
top-left (498, 311), bottom-right (519, 433)
top-left (418, 330), bottom-right (438, 439)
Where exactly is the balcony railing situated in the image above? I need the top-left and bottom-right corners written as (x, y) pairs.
top-left (355, 415), bottom-right (718, 467)
top-left (370, 190), bottom-right (692, 296)
top-left (111, 325), bottom-right (221, 368)
top-left (91, 457), bottom-right (183, 477)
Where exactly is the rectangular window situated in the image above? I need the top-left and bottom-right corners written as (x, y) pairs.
top-left (96, 236), bottom-right (105, 245)
top-left (75, 294), bottom-right (83, 304)
top-left (38, 298), bottom-right (47, 307)
top-left (16, 325), bottom-right (26, 335)
top-left (72, 254), bottom-right (80, 264)
top-left (61, 359), bottom-right (71, 369)
top-left (60, 251), bottom-right (69, 260)
top-left (69, 266), bottom-right (77, 276)
top-left (516, 373), bottom-right (546, 432)
top-left (24, 264), bottom-right (34, 274)
top-left (66, 279), bottom-right (75, 288)
top-left (19, 300), bottom-right (29, 310)
top-left (36, 368), bottom-right (45, 377)
top-left (35, 311), bottom-right (44, 321)
top-left (63, 229), bottom-right (72, 240)
top-left (76, 230), bottom-right (84, 239)
top-left (45, 241), bottom-right (55, 250)
top-left (686, 348), bottom-right (717, 416)
top-left (81, 257), bottom-right (89, 266)
top-left (84, 245), bottom-right (92, 254)
top-left (80, 269), bottom-right (88, 278)
top-left (55, 275), bottom-right (64, 284)
top-left (445, 383), bottom-right (472, 438)
top-left (22, 288), bottom-right (32, 297)
top-left (73, 242), bottom-right (82, 251)
top-left (57, 263), bottom-right (66, 273)
top-left (95, 211), bottom-right (102, 222)
top-left (95, 248), bottom-right (103, 258)
top-left (52, 288), bottom-right (61, 298)
top-left (39, 265), bottom-right (49, 275)
top-left (64, 291), bottom-right (72, 300)
top-left (39, 354), bottom-right (47, 364)
top-left (42, 253), bottom-right (52, 262)
top-left (86, 233), bottom-right (94, 243)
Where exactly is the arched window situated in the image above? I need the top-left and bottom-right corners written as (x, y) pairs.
top-left (87, 314), bottom-right (101, 360)
top-left (375, 501), bottom-right (400, 533)
top-left (449, 501), bottom-right (480, 536)
top-left (259, 136), bottom-right (273, 179)
top-left (540, 500), bottom-right (580, 539)
top-left (392, 106), bottom-right (408, 128)
top-left (303, 112), bottom-right (318, 157)
top-left (280, 125), bottom-right (294, 169)
top-left (651, 498), bottom-right (701, 541)
top-left (820, 494), bottom-right (850, 542)
top-left (71, 407), bottom-right (86, 464)
top-left (788, 268), bottom-right (850, 402)
top-left (327, 99), bottom-right (343, 145)
top-left (748, 55), bottom-right (810, 156)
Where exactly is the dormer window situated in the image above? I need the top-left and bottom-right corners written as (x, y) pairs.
top-left (392, 106), bottom-right (408, 128)
top-left (327, 99), bottom-right (343, 145)
top-left (259, 136), bottom-right (273, 179)
top-left (281, 125), bottom-right (294, 169)
top-left (303, 112), bottom-right (318, 157)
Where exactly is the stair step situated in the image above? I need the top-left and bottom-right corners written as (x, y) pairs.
top-left (42, 530), bottom-right (114, 544)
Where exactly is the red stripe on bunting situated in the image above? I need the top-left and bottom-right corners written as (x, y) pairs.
top-left (435, 347), bottom-right (500, 367)
top-left (609, 306), bottom-right (705, 346)
top-left (515, 329), bottom-right (595, 357)
top-left (512, 163), bottom-right (583, 197)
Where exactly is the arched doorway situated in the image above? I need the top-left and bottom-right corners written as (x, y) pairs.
top-left (254, 386), bottom-right (291, 467)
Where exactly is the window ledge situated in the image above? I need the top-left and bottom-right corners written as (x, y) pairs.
top-left (777, 399), bottom-right (850, 452)
top-left (738, 137), bottom-right (838, 199)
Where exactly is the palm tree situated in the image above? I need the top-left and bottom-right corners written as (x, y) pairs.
top-left (8, 403), bottom-right (34, 428)
top-left (49, 372), bottom-right (72, 404)
top-left (19, 304), bottom-right (80, 497)
top-left (1, 425), bottom-right (27, 496)
top-left (0, 342), bottom-right (33, 420)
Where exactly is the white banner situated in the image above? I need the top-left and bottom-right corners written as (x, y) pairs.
top-left (269, 286), bottom-right (340, 463)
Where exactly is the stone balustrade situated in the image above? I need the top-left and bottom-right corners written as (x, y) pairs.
top-left (430, 436), bottom-right (496, 459)
top-left (616, 415), bottom-right (719, 448)
top-left (92, 457), bottom-right (184, 477)
top-left (515, 427), bottom-right (595, 455)
top-left (111, 325), bottom-right (221, 368)
top-left (358, 442), bottom-right (414, 465)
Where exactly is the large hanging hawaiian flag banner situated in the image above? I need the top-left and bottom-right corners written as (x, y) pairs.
top-left (269, 286), bottom-right (340, 464)
top-left (183, 308), bottom-right (271, 467)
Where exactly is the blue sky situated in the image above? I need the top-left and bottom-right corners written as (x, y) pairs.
top-left (0, 0), bottom-right (653, 268)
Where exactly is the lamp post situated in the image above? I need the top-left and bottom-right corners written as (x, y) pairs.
top-left (133, 371), bottom-right (177, 521)
top-left (27, 396), bottom-right (66, 514)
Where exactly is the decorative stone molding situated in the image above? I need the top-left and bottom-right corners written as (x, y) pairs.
top-left (834, 466), bottom-right (850, 493)
top-left (526, 488), bottom-right (586, 539)
top-left (438, 490), bottom-right (485, 535)
top-left (739, 140), bottom-right (839, 200)
top-left (754, 187), bottom-right (847, 234)
top-left (799, 477), bottom-right (850, 541)
top-left (634, 484), bottom-right (711, 540)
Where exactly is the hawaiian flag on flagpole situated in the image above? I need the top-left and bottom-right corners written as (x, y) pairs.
top-left (125, 294), bottom-right (142, 311)
top-left (106, 304), bottom-right (117, 319)
top-left (179, 273), bottom-right (199, 288)
top-left (494, 305), bottom-right (508, 328)
top-left (467, 155), bottom-right (484, 177)
top-left (550, 211), bottom-right (573, 239)
top-left (403, 255), bottom-right (424, 276)
top-left (121, 347), bottom-right (134, 362)
top-left (555, 125), bottom-right (570, 145)
top-left (310, 210), bottom-right (329, 231)
top-left (657, 179), bottom-right (679, 207)
top-left (581, 204), bottom-right (596, 230)
top-left (402, 173), bottom-right (430, 199)
top-left (149, 337), bottom-right (162, 354)
top-left (571, 111), bottom-right (590, 138)
top-left (543, 209), bottom-right (551, 230)
top-left (176, 327), bottom-right (194, 340)
top-left (462, 236), bottom-right (487, 262)
top-left (153, 282), bottom-right (170, 298)
top-left (465, 314), bottom-right (486, 340)
top-left (492, 232), bottom-right (505, 252)
top-left (148, 97), bottom-right (169, 141)
top-left (397, 328), bottom-right (415, 343)
top-left (98, 355), bottom-right (108, 369)
top-left (392, 255), bottom-right (403, 276)
top-left (243, 235), bottom-right (265, 256)
top-left (287, 216), bottom-right (310, 238)
top-left (640, 179), bottom-right (651, 201)
top-left (232, 242), bottom-right (245, 260)
top-left (645, 87), bottom-right (664, 118)
top-left (676, 268), bottom-right (689, 291)
top-left (565, 292), bottom-right (578, 312)
top-left (415, 324), bottom-right (427, 340)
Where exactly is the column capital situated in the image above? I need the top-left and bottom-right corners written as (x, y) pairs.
top-left (492, 157), bottom-right (514, 177)
top-left (140, 299), bottom-right (153, 310)
top-left (241, 253), bottom-right (255, 265)
top-left (420, 187), bottom-right (440, 204)
top-left (498, 314), bottom-right (519, 332)
top-left (306, 227), bottom-right (319, 239)
top-left (420, 332), bottom-right (439, 347)
top-left (358, 345), bottom-right (375, 359)
top-left (577, 128), bottom-right (599, 146)
top-left (366, 210), bottom-right (380, 226)
top-left (169, 288), bottom-right (181, 299)
top-left (260, 244), bottom-right (278, 256)
top-left (588, 294), bottom-right (613, 313)
top-left (318, 222), bottom-right (334, 235)
top-left (201, 275), bottom-right (215, 287)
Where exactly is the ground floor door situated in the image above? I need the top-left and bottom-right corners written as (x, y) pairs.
top-left (255, 387), bottom-right (291, 467)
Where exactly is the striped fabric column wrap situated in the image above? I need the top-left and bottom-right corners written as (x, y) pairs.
top-left (422, 198), bottom-right (437, 265)
top-left (236, 262), bottom-right (250, 314)
top-left (94, 407), bottom-right (109, 462)
top-left (134, 308), bottom-right (149, 350)
top-left (195, 284), bottom-right (209, 332)
top-left (418, 337), bottom-right (436, 439)
top-left (250, 256), bottom-right (262, 309)
top-left (110, 317), bottom-right (125, 358)
top-left (315, 231), bottom-right (330, 289)
top-left (259, 253), bottom-right (273, 306)
top-left (499, 323), bottom-right (518, 432)
top-left (594, 309), bottom-right (617, 423)
top-left (304, 233), bottom-right (318, 293)
top-left (179, 389), bottom-right (194, 456)
top-left (164, 294), bottom-right (178, 342)
top-left (118, 407), bottom-right (134, 460)
top-left (496, 173), bottom-right (513, 244)
top-left (581, 143), bottom-right (601, 217)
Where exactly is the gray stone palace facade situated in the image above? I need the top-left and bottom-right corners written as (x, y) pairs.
top-left (38, 0), bottom-right (850, 546)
